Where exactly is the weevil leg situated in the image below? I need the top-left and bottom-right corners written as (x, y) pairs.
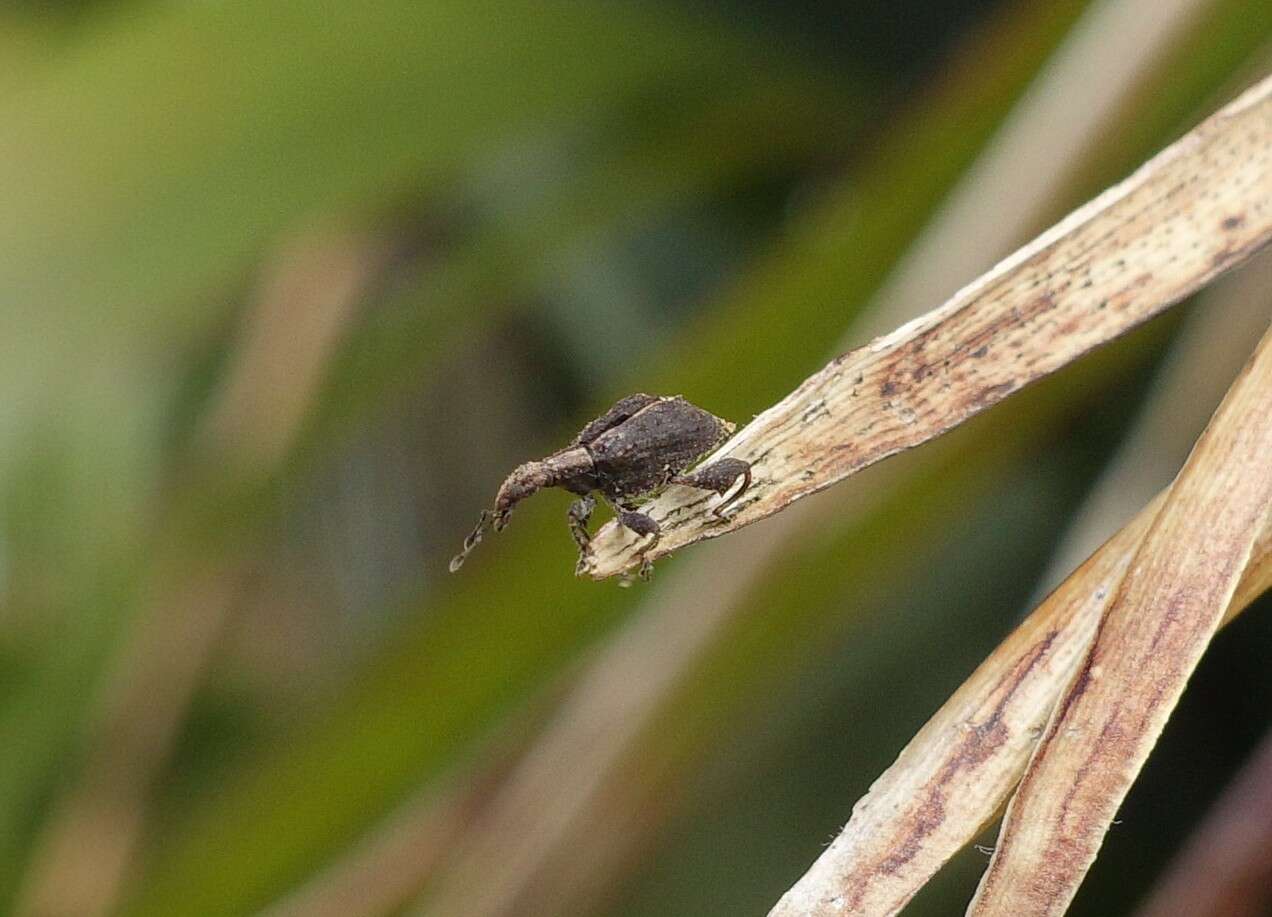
top-left (568, 495), bottom-right (597, 574)
top-left (617, 510), bottom-right (660, 580)
top-left (672, 457), bottom-right (752, 518)
top-left (567, 495), bottom-right (596, 551)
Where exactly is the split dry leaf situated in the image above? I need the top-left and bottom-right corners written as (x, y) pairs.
top-left (963, 316), bottom-right (1272, 914)
top-left (581, 73), bottom-right (1272, 580)
top-left (769, 481), bottom-right (1272, 917)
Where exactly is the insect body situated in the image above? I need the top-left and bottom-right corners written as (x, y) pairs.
top-left (450, 394), bottom-right (751, 578)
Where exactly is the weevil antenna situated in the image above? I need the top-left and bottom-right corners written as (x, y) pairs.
top-left (449, 510), bottom-right (492, 572)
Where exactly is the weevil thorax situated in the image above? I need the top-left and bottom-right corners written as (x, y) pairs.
top-left (586, 398), bottom-right (733, 501)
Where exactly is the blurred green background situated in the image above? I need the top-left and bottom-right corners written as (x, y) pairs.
top-left (1, 1), bottom-right (1269, 915)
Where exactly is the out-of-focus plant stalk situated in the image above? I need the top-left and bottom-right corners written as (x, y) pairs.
top-left (13, 225), bottom-right (386, 917)
top-left (1133, 725), bottom-right (1272, 917)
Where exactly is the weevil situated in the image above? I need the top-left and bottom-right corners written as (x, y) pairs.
top-left (449, 394), bottom-right (751, 579)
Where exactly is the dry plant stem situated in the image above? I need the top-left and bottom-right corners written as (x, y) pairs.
top-left (967, 319), bottom-right (1272, 915)
top-left (768, 493), bottom-right (1272, 917)
top-left (1133, 726), bottom-right (1272, 917)
top-left (1034, 249), bottom-right (1272, 597)
top-left (582, 74), bottom-right (1272, 580)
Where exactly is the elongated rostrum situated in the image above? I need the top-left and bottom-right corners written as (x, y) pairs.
top-left (450, 394), bottom-right (751, 578)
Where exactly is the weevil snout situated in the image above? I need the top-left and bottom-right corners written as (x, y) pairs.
top-left (494, 462), bottom-right (553, 525)
top-left (449, 462), bottom-right (553, 572)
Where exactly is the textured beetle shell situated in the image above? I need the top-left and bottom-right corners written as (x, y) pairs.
top-left (586, 396), bottom-right (732, 502)
top-left (571, 393), bottom-right (660, 447)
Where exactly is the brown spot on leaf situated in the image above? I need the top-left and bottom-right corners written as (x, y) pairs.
top-left (876, 796), bottom-right (946, 876)
top-left (965, 381), bottom-right (1014, 411)
top-left (848, 634), bottom-right (1065, 906)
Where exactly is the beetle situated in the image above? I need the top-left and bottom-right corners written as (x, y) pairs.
top-left (449, 393), bottom-right (751, 578)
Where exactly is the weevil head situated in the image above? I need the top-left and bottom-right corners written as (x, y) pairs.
top-left (493, 460), bottom-right (553, 529)
top-left (450, 459), bottom-right (558, 573)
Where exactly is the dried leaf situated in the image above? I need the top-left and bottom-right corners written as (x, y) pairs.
top-left (582, 74), bottom-right (1272, 580)
top-left (964, 317), bottom-right (1272, 914)
top-left (768, 489), bottom-right (1271, 917)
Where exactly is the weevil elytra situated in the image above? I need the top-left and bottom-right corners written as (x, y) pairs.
top-left (449, 394), bottom-right (751, 579)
